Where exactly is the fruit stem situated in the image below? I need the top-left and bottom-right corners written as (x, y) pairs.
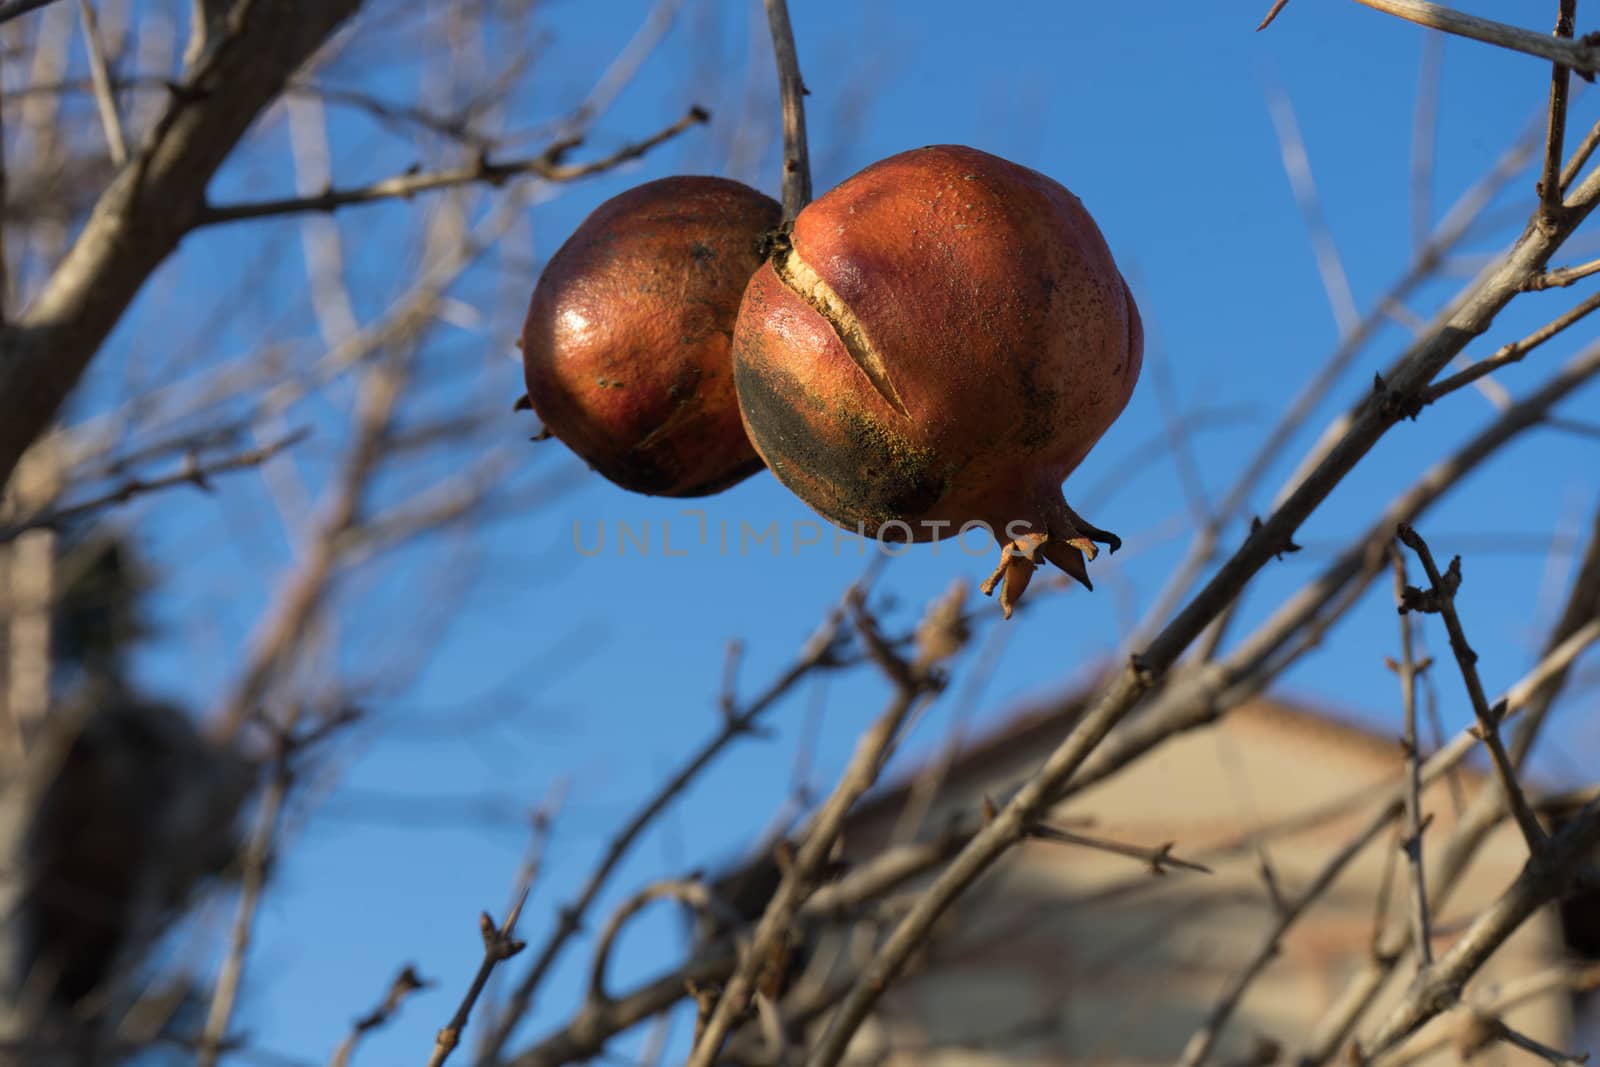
top-left (761, 0), bottom-right (813, 222)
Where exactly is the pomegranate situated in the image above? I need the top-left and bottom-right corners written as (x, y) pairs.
top-left (732, 145), bottom-right (1142, 616)
top-left (521, 176), bottom-right (781, 497)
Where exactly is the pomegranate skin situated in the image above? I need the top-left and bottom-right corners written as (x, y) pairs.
top-left (732, 145), bottom-right (1142, 612)
top-left (522, 176), bottom-right (780, 497)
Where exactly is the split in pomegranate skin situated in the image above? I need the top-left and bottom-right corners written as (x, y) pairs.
top-left (732, 145), bottom-right (1143, 616)
top-left (521, 176), bottom-right (781, 497)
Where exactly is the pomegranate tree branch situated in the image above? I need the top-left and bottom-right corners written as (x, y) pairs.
top-left (1364, 793), bottom-right (1600, 1055)
top-left (1396, 524), bottom-right (1550, 859)
top-left (1373, 963), bottom-right (1600, 1067)
top-left (763, 0), bottom-right (812, 221)
top-left (327, 966), bottom-right (432, 1067)
top-left (1421, 288), bottom-right (1600, 404)
top-left (1350, 0), bottom-right (1600, 73)
top-left (503, 832), bottom-right (972, 1067)
top-left (475, 599), bottom-right (853, 1063)
top-left (0, 428), bottom-right (308, 543)
top-left (1389, 549), bottom-right (1434, 968)
top-left (1023, 820), bottom-right (1212, 875)
top-left (0, 0), bottom-right (365, 492)
top-left (1538, 0), bottom-right (1578, 221)
top-left (1523, 255), bottom-right (1600, 289)
top-left (1298, 528), bottom-right (1600, 1067)
top-left (1561, 117), bottom-right (1600, 190)
top-left (426, 892), bottom-right (533, 1067)
top-left (74, 0), bottom-right (126, 166)
top-left (196, 107), bottom-right (708, 227)
top-left (685, 588), bottom-right (956, 1067)
top-left (1129, 111), bottom-right (1541, 647)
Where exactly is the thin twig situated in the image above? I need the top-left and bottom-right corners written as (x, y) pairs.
top-left (196, 710), bottom-right (305, 1067)
top-left (1538, 0), bottom-right (1578, 221)
top-left (1350, 0), bottom-right (1600, 74)
top-left (1561, 117), bottom-right (1600, 191)
top-left (326, 966), bottom-right (432, 1067)
top-left (1522, 254), bottom-right (1600, 289)
top-left (1421, 288), bottom-right (1600, 403)
top-left (1372, 964), bottom-right (1600, 1067)
top-left (586, 880), bottom-right (739, 1004)
top-left (684, 589), bottom-right (947, 1067)
top-left (1023, 820), bottom-right (1212, 875)
top-left (762, 0), bottom-right (812, 221)
top-left (1396, 524), bottom-right (1550, 860)
top-left (427, 893), bottom-right (533, 1067)
top-left (1266, 82), bottom-right (1359, 336)
top-left (1364, 794), bottom-right (1600, 1054)
top-left (1412, 31), bottom-right (1443, 253)
top-left (1480, 1017), bottom-right (1592, 1067)
top-left (75, 0), bottom-right (126, 165)
top-left (474, 600), bottom-right (852, 1063)
top-left (0, 429), bottom-right (308, 542)
top-left (196, 107), bottom-right (709, 227)
top-left (1257, 0), bottom-right (1293, 31)
top-left (1389, 548), bottom-right (1434, 968)
top-left (0, 0), bottom-right (61, 24)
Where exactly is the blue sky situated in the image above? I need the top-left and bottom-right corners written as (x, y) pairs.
top-left (78, 0), bottom-right (1600, 1062)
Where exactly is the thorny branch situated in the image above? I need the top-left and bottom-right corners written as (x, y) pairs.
top-left (475, 598), bottom-right (853, 1063)
top-left (685, 587), bottom-right (958, 1067)
top-left (195, 107), bottom-right (710, 226)
top-left (1389, 549), bottom-right (1433, 969)
top-left (0, 429), bottom-right (308, 543)
top-left (1396, 524), bottom-right (1550, 859)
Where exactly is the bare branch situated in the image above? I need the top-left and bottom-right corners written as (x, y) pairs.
top-left (1257, 0), bottom-right (1293, 32)
top-left (1396, 524), bottom-right (1550, 859)
top-left (1522, 254), bottom-right (1600, 289)
top-left (1373, 964), bottom-right (1600, 1067)
top-left (1350, 0), bottom-right (1600, 74)
top-left (74, 0), bottom-right (126, 165)
top-left (196, 710), bottom-right (304, 1067)
top-left (427, 894), bottom-right (533, 1067)
top-left (195, 107), bottom-right (710, 227)
top-left (1389, 549), bottom-right (1433, 969)
top-left (1266, 82), bottom-right (1359, 336)
top-left (475, 598), bottom-right (853, 1063)
top-left (0, 0), bottom-right (365, 492)
top-left (326, 966), bottom-right (432, 1067)
top-left (1538, 0), bottom-right (1578, 220)
top-left (1022, 819), bottom-right (1212, 875)
top-left (1421, 288), bottom-right (1600, 404)
top-left (0, 429), bottom-right (308, 543)
top-left (763, 0), bottom-right (812, 221)
top-left (686, 589), bottom-right (948, 1067)
top-left (1364, 794), bottom-right (1600, 1054)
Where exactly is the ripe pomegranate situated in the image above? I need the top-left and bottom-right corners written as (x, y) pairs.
top-left (521, 176), bottom-right (781, 497)
top-left (732, 145), bottom-right (1142, 617)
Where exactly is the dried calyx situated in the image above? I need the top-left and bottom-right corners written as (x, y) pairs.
top-left (732, 145), bottom-right (1143, 617)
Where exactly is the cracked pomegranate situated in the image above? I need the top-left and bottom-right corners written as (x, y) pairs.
top-left (732, 145), bottom-right (1142, 616)
top-left (521, 176), bottom-right (781, 497)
